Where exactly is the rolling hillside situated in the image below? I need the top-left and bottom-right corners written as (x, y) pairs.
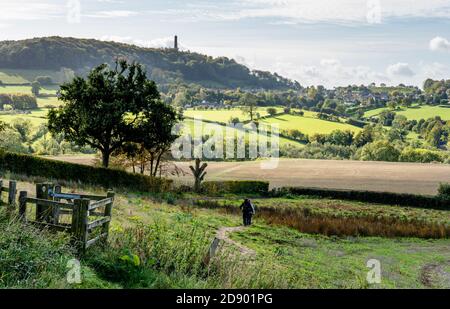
top-left (365, 105), bottom-right (450, 121)
top-left (0, 37), bottom-right (299, 90)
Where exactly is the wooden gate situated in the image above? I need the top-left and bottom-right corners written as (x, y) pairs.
top-left (18, 183), bottom-right (115, 254)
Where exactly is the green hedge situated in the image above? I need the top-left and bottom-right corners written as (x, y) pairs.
top-left (202, 181), bottom-right (269, 195)
top-left (0, 151), bottom-right (172, 192)
top-left (272, 187), bottom-right (450, 209)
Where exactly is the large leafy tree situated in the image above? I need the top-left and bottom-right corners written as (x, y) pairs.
top-left (31, 81), bottom-right (41, 96)
top-left (48, 60), bottom-right (166, 168)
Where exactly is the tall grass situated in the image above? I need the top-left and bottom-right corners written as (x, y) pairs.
top-left (0, 209), bottom-right (73, 288)
top-left (85, 216), bottom-right (291, 288)
top-left (194, 200), bottom-right (450, 239)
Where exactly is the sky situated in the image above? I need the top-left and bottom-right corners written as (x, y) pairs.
top-left (1, 0), bottom-right (450, 88)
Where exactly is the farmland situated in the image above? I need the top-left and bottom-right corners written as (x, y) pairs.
top-left (172, 159), bottom-right (450, 195)
top-left (184, 106), bottom-right (286, 123)
top-left (184, 108), bottom-right (362, 136)
top-left (0, 84), bottom-right (61, 127)
top-left (260, 114), bottom-right (361, 135)
top-left (364, 105), bottom-right (450, 121)
top-left (45, 156), bottom-right (450, 195)
top-left (182, 118), bottom-right (305, 148)
top-left (0, 68), bottom-right (69, 84)
top-left (0, 109), bottom-right (48, 126)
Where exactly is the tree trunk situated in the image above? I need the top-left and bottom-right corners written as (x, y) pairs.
top-left (102, 150), bottom-right (110, 168)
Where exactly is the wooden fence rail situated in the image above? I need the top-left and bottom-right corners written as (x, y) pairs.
top-left (17, 182), bottom-right (114, 254)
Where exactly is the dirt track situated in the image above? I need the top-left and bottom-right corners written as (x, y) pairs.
top-left (46, 156), bottom-right (450, 196)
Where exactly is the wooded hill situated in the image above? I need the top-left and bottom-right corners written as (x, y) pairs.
top-left (0, 37), bottom-right (299, 90)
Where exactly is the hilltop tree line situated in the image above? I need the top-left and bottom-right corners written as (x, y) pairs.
top-left (0, 37), bottom-right (298, 90)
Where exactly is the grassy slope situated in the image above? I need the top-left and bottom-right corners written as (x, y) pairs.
top-left (0, 69), bottom-right (68, 84)
top-left (365, 105), bottom-right (450, 120)
top-left (260, 114), bottom-right (362, 135)
top-left (183, 118), bottom-right (305, 148)
top-left (0, 85), bottom-right (60, 128)
top-left (0, 85), bottom-right (59, 95)
top-left (2, 176), bottom-right (450, 288)
top-left (0, 108), bottom-right (49, 126)
top-left (184, 107), bottom-right (286, 123)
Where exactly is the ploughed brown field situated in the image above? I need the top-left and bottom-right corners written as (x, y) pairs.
top-left (46, 155), bottom-right (450, 196)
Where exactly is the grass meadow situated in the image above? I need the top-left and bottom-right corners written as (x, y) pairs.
top-left (1, 174), bottom-right (449, 289)
top-left (364, 105), bottom-right (450, 120)
top-left (183, 106), bottom-right (286, 123)
top-left (260, 114), bottom-right (362, 135)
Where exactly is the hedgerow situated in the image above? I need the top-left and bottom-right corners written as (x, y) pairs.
top-left (0, 150), bottom-right (172, 192)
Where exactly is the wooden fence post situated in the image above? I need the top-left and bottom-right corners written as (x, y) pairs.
top-left (36, 183), bottom-right (44, 222)
top-left (7, 181), bottom-right (17, 210)
top-left (72, 198), bottom-right (89, 254)
top-left (101, 191), bottom-right (115, 245)
top-left (53, 185), bottom-right (62, 224)
top-left (19, 191), bottom-right (27, 221)
top-left (79, 199), bottom-right (90, 254)
top-left (36, 183), bottom-right (52, 222)
top-left (71, 199), bottom-right (80, 239)
top-left (0, 180), bottom-right (3, 204)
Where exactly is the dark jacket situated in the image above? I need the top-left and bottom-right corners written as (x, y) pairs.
top-left (240, 201), bottom-right (255, 215)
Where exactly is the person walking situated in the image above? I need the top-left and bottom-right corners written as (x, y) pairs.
top-left (240, 199), bottom-right (255, 226)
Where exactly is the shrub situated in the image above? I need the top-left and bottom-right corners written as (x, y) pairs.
top-left (0, 128), bottom-right (29, 154)
top-left (399, 148), bottom-right (443, 163)
top-left (0, 150), bottom-right (172, 192)
top-left (202, 180), bottom-right (269, 195)
top-left (35, 76), bottom-right (53, 85)
top-left (266, 107), bottom-right (277, 116)
top-left (438, 183), bottom-right (450, 199)
top-left (280, 142), bottom-right (355, 160)
top-left (271, 187), bottom-right (450, 209)
top-left (0, 94), bottom-right (38, 110)
top-left (359, 140), bottom-right (400, 162)
top-left (346, 118), bottom-right (367, 128)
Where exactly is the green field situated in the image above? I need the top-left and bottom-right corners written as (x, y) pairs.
top-left (0, 85), bottom-right (59, 95)
top-left (0, 108), bottom-right (49, 126)
top-left (365, 105), bottom-right (450, 120)
top-left (184, 108), bottom-right (361, 136)
top-left (0, 68), bottom-right (67, 84)
top-left (184, 107), bottom-right (286, 123)
top-left (183, 118), bottom-right (305, 148)
top-left (261, 114), bottom-right (362, 135)
top-left (3, 176), bottom-right (450, 289)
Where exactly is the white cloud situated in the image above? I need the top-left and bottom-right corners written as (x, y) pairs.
top-left (97, 0), bottom-right (124, 3)
top-left (386, 63), bottom-right (415, 77)
top-left (86, 10), bottom-right (138, 18)
top-left (421, 62), bottom-right (450, 80)
top-left (0, 1), bottom-right (63, 21)
top-left (161, 0), bottom-right (450, 24)
top-left (430, 36), bottom-right (450, 52)
top-left (270, 57), bottom-right (390, 87)
top-left (320, 59), bottom-right (341, 67)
